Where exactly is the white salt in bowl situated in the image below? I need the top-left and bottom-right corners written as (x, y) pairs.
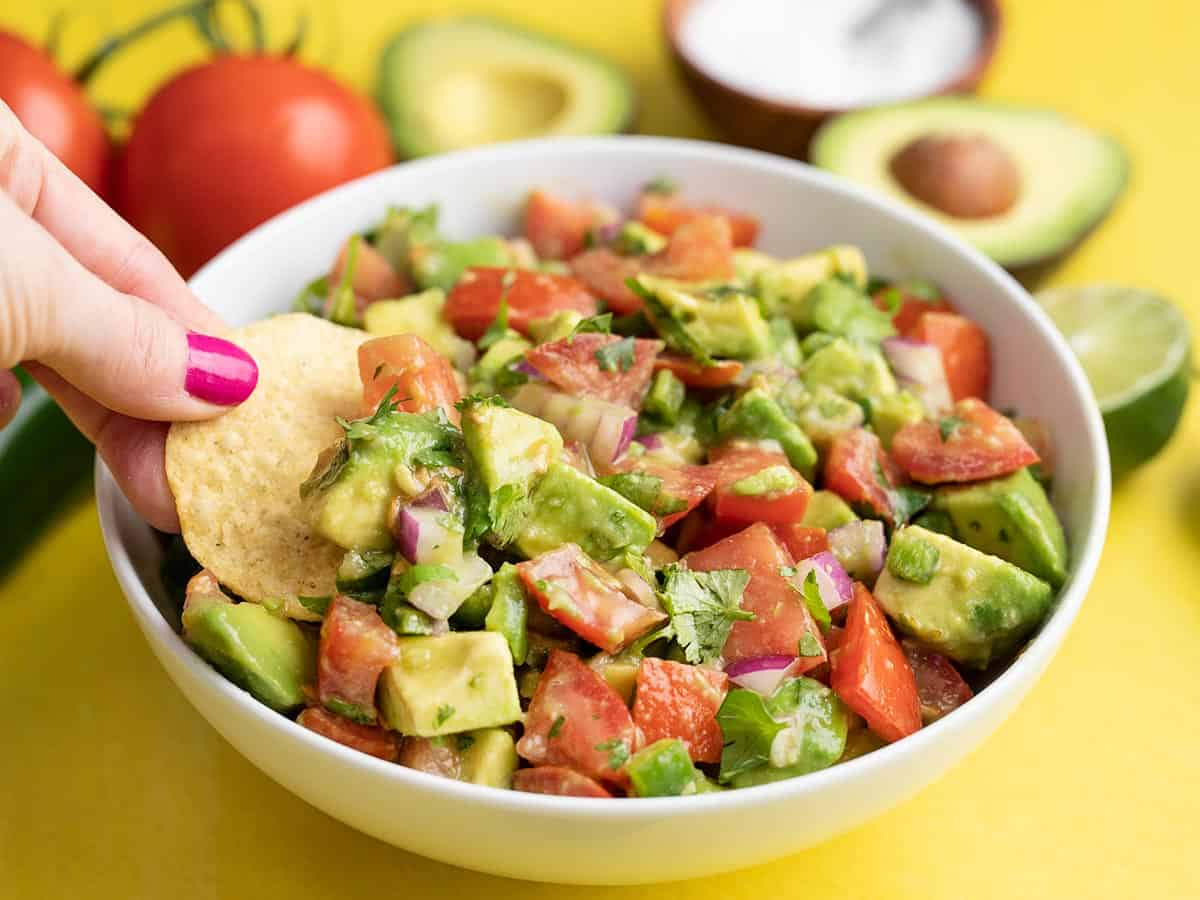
top-left (97, 136), bottom-right (1108, 885)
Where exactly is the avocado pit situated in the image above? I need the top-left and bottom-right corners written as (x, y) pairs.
top-left (889, 133), bottom-right (1021, 219)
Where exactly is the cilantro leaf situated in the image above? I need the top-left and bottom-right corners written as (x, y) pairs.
top-left (548, 715), bottom-right (566, 739)
top-left (627, 278), bottom-right (715, 367)
top-left (477, 297), bottom-right (510, 350)
top-left (595, 738), bottom-right (631, 771)
top-left (938, 415), bottom-right (964, 442)
top-left (659, 565), bottom-right (754, 665)
top-left (298, 595), bottom-right (331, 617)
top-left (898, 278), bottom-right (942, 301)
top-left (595, 336), bottom-right (637, 373)
top-left (797, 569), bottom-right (832, 633)
top-left (571, 313), bottom-right (613, 337)
top-left (434, 704), bottom-right (455, 729)
top-left (292, 274), bottom-right (329, 314)
top-left (644, 175), bottom-right (677, 195)
top-left (871, 459), bottom-right (931, 526)
top-left (715, 688), bottom-right (784, 782)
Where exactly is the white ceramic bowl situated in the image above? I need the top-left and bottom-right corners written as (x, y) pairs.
top-left (97, 136), bottom-right (1109, 885)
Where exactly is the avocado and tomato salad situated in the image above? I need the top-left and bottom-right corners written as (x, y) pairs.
top-left (170, 179), bottom-right (1068, 799)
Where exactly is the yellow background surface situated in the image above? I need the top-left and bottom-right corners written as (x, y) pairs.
top-left (2, 1), bottom-right (1198, 897)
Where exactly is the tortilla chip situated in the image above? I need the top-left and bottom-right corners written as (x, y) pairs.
top-left (167, 314), bottom-right (367, 620)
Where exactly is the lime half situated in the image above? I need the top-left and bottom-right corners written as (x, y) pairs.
top-left (1037, 284), bottom-right (1192, 478)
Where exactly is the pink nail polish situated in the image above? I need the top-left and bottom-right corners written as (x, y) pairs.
top-left (186, 333), bottom-right (258, 406)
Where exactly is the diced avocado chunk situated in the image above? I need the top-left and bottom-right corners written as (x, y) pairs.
top-left (468, 332), bottom-right (531, 394)
top-left (792, 278), bottom-right (895, 342)
top-left (732, 248), bottom-right (776, 284)
top-left (411, 236), bottom-right (511, 292)
top-left (717, 387), bottom-right (817, 479)
top-left (378, 632), bottom-right (521, 736)
top-left (459, 728), bottom-right (519, 788)
top-left (363, 289), bottom-right (475, 368)
top-left (527, 309), bottom-right (586, 343)
top-left (755, 245), bottom-right (868, 317)
top-left (802, 490), bottom-right (859, 530)
top-left (627, 739), bottom-right (697, 797)
top-left (183, 600), bottom-right (315, 713)
top-left (871, 391), bottom-right (926, 449)
top-left (514, 462), bottom-right (657, 561)
top-left (637, 276), bottom-right (773, 359)
top-left (643, 369), bottom-right (686, 424)
top-left (450, 582), bottom-right (493, 630)
top-left (933, 468), bottom-right (1069, 587)
top-left (615, 221), bottom-right (667, 255)
top-left (912, 507), bottom-right (957, 538)
top-left (335, 549), bottom-right (395, 599)
top-left (302, 407), bottom-right (461, 552)
top-left (461, 401), bottom-right (562, 497)
top-left (802, 337), bottom-right (897, 402)
top-left (372, 205), bottom-right (439, 272)
top-left (730, 465), bottom-right (800, 497)
top-left (591, 659), bottom-right (638, 704)
top-left (787, 384), bottom-right (865, 450)
top-left (484, 563), bottom-right (528, 665)
top-left (875, 526), bottom-right (1054, 669)
top-left (767, 317), bottom-right (803, 368)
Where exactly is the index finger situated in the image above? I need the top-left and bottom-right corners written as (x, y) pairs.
top-left (0, 100), bottom-right (225, 334)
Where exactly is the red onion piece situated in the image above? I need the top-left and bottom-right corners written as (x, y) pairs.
top-left (410, 484), bottom-right (450, 512)
top-left (406, 553), bottom-right (493, 620)
top-left (828, 520), bottom-right (887, 584)
top-left (882, 337), bottom-right (953, 416)
top-left (635, 433), bottom-right (664, 451)
top-left (725, 655), bottom-right (797, 696)
top-left (514, 359), bottom-right (543, 380)
top-left (791, 550), bottom-right (853, 616)
top-left (392, 495), bottom-right (461, 566)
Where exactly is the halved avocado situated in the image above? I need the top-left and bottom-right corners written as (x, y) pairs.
top-left (810, 98), bottom-right (1129, 271)
top-left (378, 17), bottom-right (636, 158)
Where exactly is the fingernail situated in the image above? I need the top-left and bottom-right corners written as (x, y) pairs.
top-left (186, 333), bottom-right (258, 406)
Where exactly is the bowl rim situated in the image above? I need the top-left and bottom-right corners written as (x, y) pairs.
top-left (98, 134), bottom-right (1110, 819)
top-left (662, 0), bottom-right (1004, 117)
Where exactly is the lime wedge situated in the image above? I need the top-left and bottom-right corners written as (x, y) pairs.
top-left (1037, 284), bottom-right (1192, 478)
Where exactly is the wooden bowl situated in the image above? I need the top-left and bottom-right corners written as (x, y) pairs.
top-left (664, 0), bottom-right (1003, 159)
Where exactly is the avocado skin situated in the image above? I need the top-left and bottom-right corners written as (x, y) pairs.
top-left (514, 462), bottom-right (657, 561)
top-left (183, 601), bottom-right (315, 713)
top-left (875, 526), bottom-right (1053, 669)
top-left (933, 468), bottom-right (1069, 588)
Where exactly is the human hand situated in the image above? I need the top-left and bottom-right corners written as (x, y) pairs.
top-left (0, 101), bottom-right (257, 532)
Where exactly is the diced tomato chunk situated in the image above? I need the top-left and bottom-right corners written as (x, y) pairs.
top-left (397, 736), bottom-right (463, 779)
top-left (638, 192), bottom-right (760, 248)
top-left (358, 334), bottom-right (462, 423)
top-left (652, 355), bottom-right (743, 389)
top-left (609, 457), bottom-right (717, 531)
top-left (517, 545), bottom-right (667, 654)
top-left (329, 238), bottom-right (412, 303)
top-left (516, 650), bottom-right (639, 787)
top-left (892, 398), bottom-right (1039, 484)
top-left (907, 311), bottom-right (990, 401)
top-left (823, 428), bottom-right (907, 523)
top-left (570, 216), bottom-right (735, 315)
top-left (901, 639), bottom-right (974, 724)
top-left (523, 190), bottom-right (617, 260)
top-left (317, 595), bottom-right (401, 726)
top-left (684, 522), bottom-right (825, 669)
top-left (444, 267), bottom-right (599, 340)
top-left (831, 584), bottom-right (922, 743)
top-left (873, 286), bottom-right (953, 334)
top-left (773, 524), bottom-right (830, 561)
top-left (632, 658), bottom-right (728, 764)
top-left (512, 766), bottom-right (613, 798)
top-left (708, 442), bottom-right (813, 527)
top-left (297, 707), bottom-right (399, 761)
top-left (524, 333), bottom-right (663, 407)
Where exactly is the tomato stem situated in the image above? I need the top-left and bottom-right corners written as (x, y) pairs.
top-left (283, 11), bottom-right (308, 57)
top-left (75, 0), bottom-right (221, 83)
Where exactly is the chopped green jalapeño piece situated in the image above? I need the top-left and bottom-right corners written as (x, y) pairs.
top-left (886, 535), bottom-right (940, 584)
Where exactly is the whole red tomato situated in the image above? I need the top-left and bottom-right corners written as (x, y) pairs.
top-left (0, 31), bottom-right (111, 198)
top-left (118, 55), bottom-right (394, 276)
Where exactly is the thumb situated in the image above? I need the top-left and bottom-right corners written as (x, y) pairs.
top-left (0, 193), bottom-right (257, 422)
